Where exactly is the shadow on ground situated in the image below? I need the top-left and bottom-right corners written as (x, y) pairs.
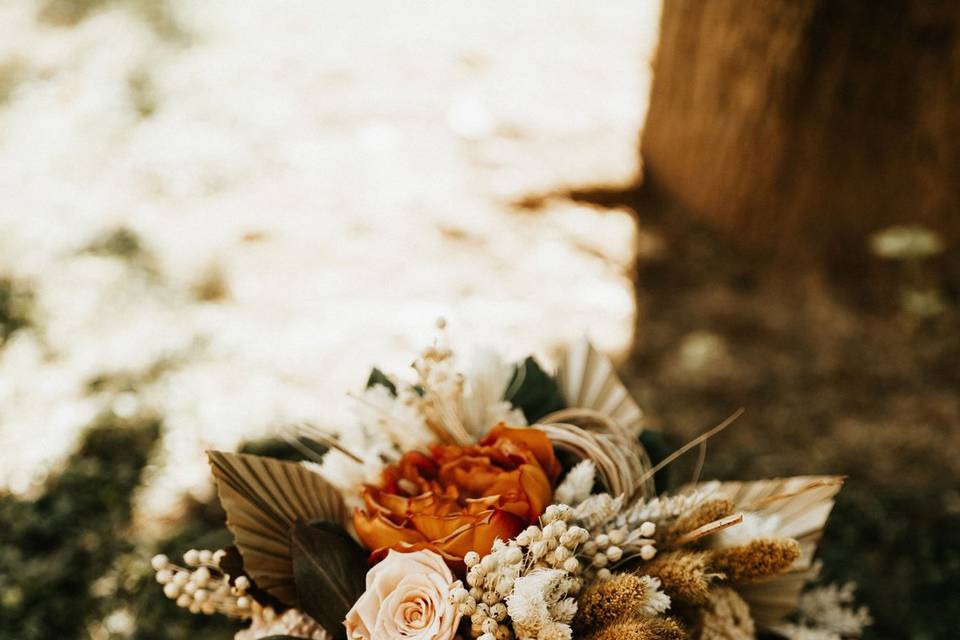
top-left (528, 184), bottom-right (960, 640)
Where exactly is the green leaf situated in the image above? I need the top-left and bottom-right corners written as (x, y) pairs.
top-left (291, 521), bottom-right (368, 640)
top-left (505, 356), bottom-right (567, 423)
top-left (365, 367), bottom-right (396, 395)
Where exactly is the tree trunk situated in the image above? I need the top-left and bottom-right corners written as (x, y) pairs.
top-left (641, 0), bottom-right (960, 257)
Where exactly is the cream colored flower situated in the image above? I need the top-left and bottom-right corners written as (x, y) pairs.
top-left (345, 550), bottom-right (461, 640)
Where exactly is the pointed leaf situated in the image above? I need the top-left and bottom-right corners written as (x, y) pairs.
top-left (505, 356), bottom-right (566, 422)
top-left (291, 520), bottom-right (367, 640)
top-left (208, 451), bottom-right (348, 605)
top-left (365, 367), bottom-right (397, 395)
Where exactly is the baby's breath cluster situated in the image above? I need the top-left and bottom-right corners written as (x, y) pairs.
top-left (449, 505), bottom-right (589, 640)
top-left (151, 549), bottom-right (254, 618)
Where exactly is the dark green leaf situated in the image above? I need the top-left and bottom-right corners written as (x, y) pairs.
top-left (217, 546), bottom-right (288, 611)
top-left (639, 430), bottom-right (673, 491)
top-left (505, 356), bottom-right (566, 422)
top-left (365, 367), bottom-right (397, 395)
top-left (291, 521), bottom-right (368, 640)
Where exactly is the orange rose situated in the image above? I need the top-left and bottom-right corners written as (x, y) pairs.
top-left (354, 424), bottom-right (561, 571)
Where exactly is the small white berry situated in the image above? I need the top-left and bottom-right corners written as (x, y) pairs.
top-left (640, 521), bottom-right (656, 537)
top-left (606, 546), bottom-right (623, 562)
top-left (490, 603), bottom-right (507, 621)
top-left (504, 547), bottom-right (523, 564)
top-left (595, 533), bottom-right (610, 549)
top-left (481, 555), bottom-right (498, 572)
top-left (183, 581), bottom-right (198, 595)
top-left (530, 540), bottom-right (548, 558)
top-left (198, 549), bottom-right (213, 565)
top-left (200, 601), bottom-right (216, 615)
top-left (151, 554), bottom-right (169, 571)
top-left (155, 569), bottom-right (173, 584)
top-left (212, 549), bottom-right (226, 564)
top-left (482, 590), bottom-right (499, 606)
top-left (609, 528), bottom-right (626, 545)
top-left (597, 568), bottom-right (612, 580)
top-left (482, 618), bottom-right (498, 634)
top-left (183, 549), bottom-right (200, 566)
top-left (562, 557), bottom-right (580, 573)
top-left (193, 589), bottom-right (209, 603)
top-left (234, 576), bottom-right (250, 592)
top-left (523, 525), bottom-right (542, 541)
top-left (640, 544), bottom-right (657, 560)
top-left (193, 567), bottom-right (211, 588)
top-left (464, 551), bottom-right (481, 567)
top-left (176, 594), bottom-right (192, 608)
top-left (173, 571), bottom-right (189, 587)
top-left (581, 541), bottom-right (597, 556)
top-left (592, 553), bottom-right (608, 568)
top-left (163, 582), bottom-right (180, 599)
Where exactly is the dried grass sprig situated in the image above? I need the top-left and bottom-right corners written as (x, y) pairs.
top-left (664, 499), bottom-right (736, 547)
top-left (641, 550), bottom-right (714, 605)
top-left (710, 538), bottom-right (801, 583)
top-left (588, 616), bottom-right (685, 640)
top-left (576, 574), bottom-right (670, 633)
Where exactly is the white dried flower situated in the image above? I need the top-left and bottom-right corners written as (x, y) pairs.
top-left (553, 460), bottom-right (596, 507)
top-left (636, 576), bottom-right (671, 617)
top-left (774, 582), bottom-right (872, 639)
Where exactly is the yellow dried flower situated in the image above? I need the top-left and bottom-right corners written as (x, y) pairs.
top-left (642, 550), bottom-right (713, 604)
top-left (666, 499), bottom-right (735, 546)
top-left (589, 616), bottom-right (685, 640)
top-left (694, 586), bottom-right (755, 640)
top-left (710, 538), bottom-right (800, 583)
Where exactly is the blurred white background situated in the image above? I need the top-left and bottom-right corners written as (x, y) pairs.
top-left (0, 1), bottom-right (660, 516)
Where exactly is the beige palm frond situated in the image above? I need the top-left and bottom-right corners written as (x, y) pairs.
top-left (692, 475), bottom-right (845, 630)
top-left (208, 451), bottom-right (349, 606)
top-left (553, 339), bottom-right (645, 436)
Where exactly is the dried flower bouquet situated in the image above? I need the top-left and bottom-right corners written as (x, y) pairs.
top-left (151, 327), bottom-right (868, 640)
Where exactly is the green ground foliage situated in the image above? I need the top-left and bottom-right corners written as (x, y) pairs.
top-left (0, 414), bottom-right (160, 638)
top-left (0, 420), bottom-right (312, 640)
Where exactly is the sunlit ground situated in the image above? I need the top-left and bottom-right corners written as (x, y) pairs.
top-left (0, 1), bottom-right (661, 520)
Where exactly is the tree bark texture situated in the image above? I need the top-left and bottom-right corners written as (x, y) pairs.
top-left (641, 0), bottom-right (960, 256)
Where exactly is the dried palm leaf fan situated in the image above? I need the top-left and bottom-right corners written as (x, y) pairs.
top-left (695, 475), bottom-right (845, 630)
top-left (553, 339), bottom-right (645, 436)
top-left (539, 339), bottom-right (655, 499)
top-left (208, 451), bottom-right (349, 605)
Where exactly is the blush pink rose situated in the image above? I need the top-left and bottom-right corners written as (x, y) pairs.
top-left (344, 549), bottom-right (462, 640)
